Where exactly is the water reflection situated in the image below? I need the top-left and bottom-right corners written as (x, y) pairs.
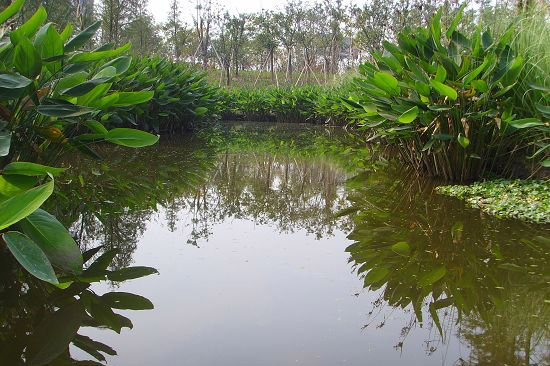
top-left (0, 245), bottom-right (156, 365)
top-left (4, 122), bottom-right (549, 365)
top-left (344, 164), bottom-right (550, 364)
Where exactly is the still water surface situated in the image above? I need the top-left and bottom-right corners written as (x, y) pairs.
top-left (2, 122), bottom-right (550, 365)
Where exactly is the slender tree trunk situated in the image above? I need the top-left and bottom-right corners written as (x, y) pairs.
top-left (270, 48), bottom-right (275, 84)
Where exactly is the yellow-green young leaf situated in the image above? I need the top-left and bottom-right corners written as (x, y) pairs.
top-left (435, 64), bottom-right (447, 82)
top-left (10, 6), bottom-right (47, 43)
top-left (391, 241), bottom-right (411, 256)
top-left (0, 175), bottom-right (37, 198)
top-left (194, 107), bottom-right (208, 116)
top-left (68, 42), bottom-right (131, 63)
top-left (457, 133), bottom-right (470, 148)
top-left (0, 0), bottom-right (24, 25)
top-left (430, 80), bottom-right (458, 100)
top-left (19, 209), bottom-right (83, 274)
top-left (463, 56), bottom-right (490, 85)
top-left (77, 83), bottom-right (112, 106)
top-left (508, 118), bottom-right (543, 129)
top-left (430, 8), bottom-right (443, 49)
top-left (84, 120), bottom-right (108, 134)
top-left (398, 106), bottom-right (419, 123)
top-left (3, 231), bottom-right (59, 284)
top-left (13, 37), bottom-right (42, 78)
top-left (0, 178), bottom-right (53, 230)
top-left (471, 79), bottom-right (488, 92)
top-left (60, 23), bottom-right (73, 43)
top-left (89, 93), bottom-right (119, 109)
top-left (3, 162), bottom-right (66, 176)
top-left (105, 128), bottom-right (159, 148)
top-left (446, 3), bottom-right (466, 39)
top-left (373, 71), bottom-right (399, 95)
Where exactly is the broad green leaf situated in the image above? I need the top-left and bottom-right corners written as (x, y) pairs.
top-left (471, 79), bottom-right (488, 92)
top-left (26, 302), bottom-right (86, 366)
top-left (0, 73), bottom-right (32, 89)
top-left (102, 56), bottom-right (132, 75)
top-left (107, 266), bottom-right (159, 281)
top-left (0, 174), bottom-right (37, 198)
top-left (78, 83), bottom-right (112, 106)
top-left (418, 265), bottom-right (446, 287)
top-left (37, 102), bottom-right (96, 117)
top-left (0, 0), bottom-right (24, 25)
top-left (105, 128), bottom-right (159, 148)
top-left (10, 6), bottom-right (47, 43)
top-left (463, 56), bottom-right (490, 84)
top-left (457, 133), bottom-right (470, 148)
top-left (19, 209), bottom-right (83, 274)
top-left (111, 91), bottom-right (154, 107)
top-left (85, 120), bottom-right (108, 134)
top-left (55, 71), bottom-right (88, 92)
top-left (62, 68), bottom-right (115, 97)
top-left (501, 56), bottom-right (524, 87)
top-left (69, 42), bottom-right (131, 63)
top-left (34, 23), bottom-right (64, 73)
top-left (65, 21), bottom-right (101, 52)
top-left (0, 178), bottom-right (53, 230)
top-left (528, 83), bottom-right (550, 92)
top-left (60, 23), bottom-right (73, 42)
top-left (372, 72), bottom-right (399, 95)
top-left (3, 231), bottom-right (58, 284)
top-left (13, 37), bottom-right (42, 78)
top-left (101, 292), bottom-right (154, 310)
top-left (435, 64), bottom-right (447, 82)
top-left (391, 241), bottom-right (411, 256)
top-left (431, 8), bottom-right (443, 49)
top-left (364, 266), bottom-right (390, 285)
top-left (398, 106), bottom-right (419, 123)
top-left (535, 104), bottom-right (550, 116)
top-left (194, 106), bottom-right (208, 116)
top-left (446, 3), bottom-right (466, 39)
top-left (430, 80), bottom-right (458, 100)
top-left (0, 130), bottom-right (10, 156)
top-left (3, 162), bottom-right (66, 176)
top-left (508, 118), bottom-right (543, 129)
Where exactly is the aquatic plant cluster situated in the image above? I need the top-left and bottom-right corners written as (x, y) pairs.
top-left (436, 179), bottom-right (550, 223)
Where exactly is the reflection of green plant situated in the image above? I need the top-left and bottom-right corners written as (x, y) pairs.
top-left (343, 6), bottom-right (549, 181)
top-left (0, 243), bottom-right (157, 366)
top-left (344, 163), bottom-right (550, 354)
top-left (0, 2), bottom-right (160, 285)
top-left (437, 179), bottom-right (550, 223)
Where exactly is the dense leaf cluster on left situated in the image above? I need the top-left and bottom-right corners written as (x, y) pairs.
top-left (0, 0), bottom-right (164, 286)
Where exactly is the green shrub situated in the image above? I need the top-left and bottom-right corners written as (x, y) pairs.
top-left (343, 5), bottom-right (549, 182)
top-left (0, 1), bottom-right (163, 285)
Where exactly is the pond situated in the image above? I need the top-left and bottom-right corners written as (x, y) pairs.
top-left (2, 122), bottom-right (550, 365)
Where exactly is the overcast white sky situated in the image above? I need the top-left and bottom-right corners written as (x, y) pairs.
top-left (148, 0), bottom-right (282, 23)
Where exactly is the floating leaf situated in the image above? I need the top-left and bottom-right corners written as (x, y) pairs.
top-left (105, 128), bottom-right (159, 148)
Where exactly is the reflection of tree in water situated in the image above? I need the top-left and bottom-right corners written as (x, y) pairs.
top-left (344, 163), bottom-right (550, 364)
top-left (184, 151), bottom-right (354, 245)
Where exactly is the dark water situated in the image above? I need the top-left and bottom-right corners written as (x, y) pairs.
top-left (1, 122), bottom-right (550, 365)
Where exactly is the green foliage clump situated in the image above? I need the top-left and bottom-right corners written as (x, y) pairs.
top-left (223, 85), bottom-right (352, 124)
top-left (110, 57), bottom-right (224, 133)
top-left (437, 179), bottom-right (550, 223)
top-left (343, 5), bottom-right (549, 182)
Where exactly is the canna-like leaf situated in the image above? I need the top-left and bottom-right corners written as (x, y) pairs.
top-left (430, 80), bottom-right (458, 100)
top-left (0, 0), bottom-right (25, 25)
top-left (104, 128), bottom-right (159, 148)
top-left (3, 162), bottom-right (66, 176)
top-left (65, 20), bottom-right (101, 52)
top-left (0, 178), bottom-right (53, 230)
top-left (398, 106), bottom-right (419, 123)
top-left (3, 231), bottom-right (59, 284)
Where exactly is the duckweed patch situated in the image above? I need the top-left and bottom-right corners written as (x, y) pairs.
top-left (436, 180), bottom-right (550, 224)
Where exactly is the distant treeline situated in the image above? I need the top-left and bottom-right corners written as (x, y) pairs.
top-left (7, 0), bottom-right (543, 86)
